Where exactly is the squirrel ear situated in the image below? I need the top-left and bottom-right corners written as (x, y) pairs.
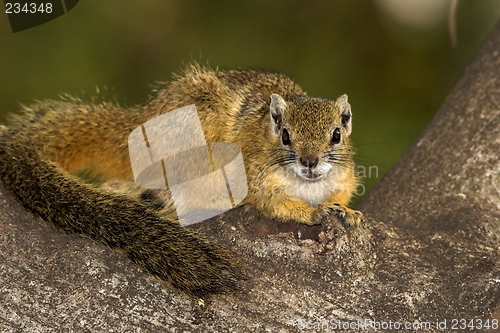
top-left (336, 94), bottom-right (352, 136)
top-left (270, 93), bottom-right (286, 136)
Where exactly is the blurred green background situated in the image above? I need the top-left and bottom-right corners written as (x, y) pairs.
top-left (1, 0), bottom-right (499, 204)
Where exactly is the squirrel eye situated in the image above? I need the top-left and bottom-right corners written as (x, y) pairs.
top-left (282, 129), bottom-right (291, 145)
top-left (331, 128), bottom-right (341, 144)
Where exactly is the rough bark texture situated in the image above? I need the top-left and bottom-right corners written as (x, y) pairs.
top-left (2, 22), bottom-right (500, 333)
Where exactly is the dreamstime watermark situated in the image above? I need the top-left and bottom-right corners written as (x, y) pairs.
top-left (128, 105), bottom-right (248, 227)
top-left (4, 0), bottom-right (80, 33)
top-left (352, 164), bottom-right (379, 196)
top-left (296, 317), bottom-right (499, 331)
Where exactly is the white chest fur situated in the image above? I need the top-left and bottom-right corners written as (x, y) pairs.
top-left (285, 176), bottom-right (341, 207)
top-left (283, 163), bottom-right (350, 207)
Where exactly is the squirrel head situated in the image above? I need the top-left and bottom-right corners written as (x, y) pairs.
top-left (269, 93), bottom-right (353, 181)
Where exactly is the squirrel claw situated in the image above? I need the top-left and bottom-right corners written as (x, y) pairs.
top-left (309, 203), bottom-right (365, 228)
top-left (326, 203), bottom-right (365, 229)
top-left (310, 204), bottom-right (334, 225)
top-left (340, 208), bottom-right (365, 228)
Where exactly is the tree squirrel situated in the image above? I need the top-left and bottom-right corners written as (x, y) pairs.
top-left (0, 65), bottom-right (364, 298)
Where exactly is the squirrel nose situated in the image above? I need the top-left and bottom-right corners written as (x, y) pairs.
top-left (299, 155), bottom-right (319, 168)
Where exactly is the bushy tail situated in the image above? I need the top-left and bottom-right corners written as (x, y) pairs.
top-left (0, 129), bottom-right (244, 299)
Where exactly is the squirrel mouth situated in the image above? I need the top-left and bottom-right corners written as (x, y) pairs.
top-left (301, 169), bottom-right (322, 180)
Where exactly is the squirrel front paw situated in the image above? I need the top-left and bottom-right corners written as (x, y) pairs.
top-left (315, 203), bottom-right (365, 228)
top-left (310, 203), bottom-right (336, 225)
top-left (332, 203), bottom-right (365, 228)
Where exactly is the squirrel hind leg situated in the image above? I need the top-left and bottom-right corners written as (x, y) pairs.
top-left (139, 189), bottom-right (167, 211)
top-left (100, 179), bottom-right (178, 219)
top-left (98, 178), bottom-right (168, 209)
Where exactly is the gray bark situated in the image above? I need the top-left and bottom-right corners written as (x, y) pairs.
top-left (2, 22), bottom-right (500, 333)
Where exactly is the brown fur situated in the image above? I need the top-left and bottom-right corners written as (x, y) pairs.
top-left (0, 64), bottom-right (363, 298)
